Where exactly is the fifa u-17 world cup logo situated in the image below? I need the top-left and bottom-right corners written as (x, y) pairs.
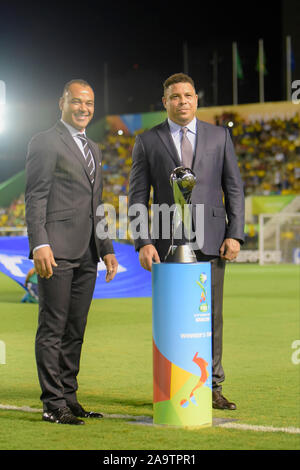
top-left (197, 273), bottom-right (208, 312)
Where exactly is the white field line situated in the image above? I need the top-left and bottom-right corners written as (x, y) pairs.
top-left (0, 404), bottom-right (42, 413)
top-left (218, 422), bottom-right (300, 434)
top-left (1, 404), bottom-right (299, 434)
top-left (0, 403), bottom-right (148, 420)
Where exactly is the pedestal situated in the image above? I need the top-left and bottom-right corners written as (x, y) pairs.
top-left (152, 262), bottom-right (212, 427)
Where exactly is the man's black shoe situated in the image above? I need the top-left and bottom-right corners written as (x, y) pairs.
top-left (212, 391), bottom-right (237, 410)
top-left (67, 402), bottom-right (103, 419)
top-left (42, 406), bottom-right (85, 425)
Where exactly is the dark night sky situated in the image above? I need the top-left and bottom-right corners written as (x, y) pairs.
top-left (0, 0), bottom-right (298, 181)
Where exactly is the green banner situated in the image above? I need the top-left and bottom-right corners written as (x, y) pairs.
top-left (252, 195), bottom-right (295, 215)
top-left (0, 170), bottom-right (25, 208)
top-left (141, 111), bottom-right (166, 130)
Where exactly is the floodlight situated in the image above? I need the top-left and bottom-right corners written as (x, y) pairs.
top-left (0, 81), bottom-right (6, 134)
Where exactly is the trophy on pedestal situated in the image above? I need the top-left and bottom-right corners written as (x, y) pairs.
top-left (165, 166), bottom-right (197, 263)
top-left (152, 167), bottom-right (212, 427)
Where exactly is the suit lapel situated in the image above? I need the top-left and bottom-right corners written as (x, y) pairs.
top-left (55, 121), bottom-right (95, 187)
top-left (193, 119), bottom-right (207, 169)
top-left (156, 119), bottom-right (207, 170)
top-left (156, 120), bottom-right (181, 167)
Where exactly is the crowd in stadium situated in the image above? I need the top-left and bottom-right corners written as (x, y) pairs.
top-left (0, 113), bottom-right (299, 233)
top-left (216, 112), bottom-right (300, 196)
top-left (0, 193), bottom-right (26, 235)
top-left (100, 132), bottom-right (135, 215)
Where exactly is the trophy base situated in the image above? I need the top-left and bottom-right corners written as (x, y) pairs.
top-left (164, 245), bottom-right (197, 263)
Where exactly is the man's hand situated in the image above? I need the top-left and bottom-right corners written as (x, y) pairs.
top-left (219, 238), bottom-right (240, 261)
top-left (103, 253), bottom-right (118, 282)
top-left (33, 246), bottom-right (58, 279)
top-left (139, 244), bottom-right (160, 271)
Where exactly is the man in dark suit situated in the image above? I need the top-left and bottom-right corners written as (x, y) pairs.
top-left (25, 79), bottom-right (118, 425)
top-left (128, 73), bottom-right (245, 410)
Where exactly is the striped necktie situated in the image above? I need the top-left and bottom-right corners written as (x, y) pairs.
top-left (76, 134), bottom-right (95, 184)
top-left (181, 127), bottom-right (194, 168)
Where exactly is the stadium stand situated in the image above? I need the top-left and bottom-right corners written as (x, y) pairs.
top-left (216, 112), bottom-right (300, 196)
top-left (0, 113), bottom-right (299, 239)
top-left (0, 193), bottom-right (26, 235)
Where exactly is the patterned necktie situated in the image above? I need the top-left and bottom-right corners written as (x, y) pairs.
top-left (76, 134), bottom-right (95, 184)
top-left (181, 127), bottom-right (194, 168)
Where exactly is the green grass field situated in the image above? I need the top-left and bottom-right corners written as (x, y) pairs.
top-left (0, 264), bottom-right (299, 450)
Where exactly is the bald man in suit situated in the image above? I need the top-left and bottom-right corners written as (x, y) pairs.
top-left (128, 73), bottom-right (245, 410)
top-left (25, 79), bottom-right (118, 425)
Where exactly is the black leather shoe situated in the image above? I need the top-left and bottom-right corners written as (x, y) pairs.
top-left (212, 391), bottom-right (237, 410)
top-left (67, 402), bottom-right (103, 419)
top-left (42, 406), bottom-right (85, 425)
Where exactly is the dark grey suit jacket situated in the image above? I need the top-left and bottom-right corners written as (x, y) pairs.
top-left (25, 120), bottom-right (114, 261)
top-left (128, 118), bottom-right (245, 260)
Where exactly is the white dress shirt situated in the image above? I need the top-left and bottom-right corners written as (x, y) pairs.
top-left (60, 119), bottom-right (87, 156)
top-left (168, 117), bottom-right (197, 161)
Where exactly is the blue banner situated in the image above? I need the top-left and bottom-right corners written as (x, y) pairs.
top-left (0, 237), bottom-right (151, 299)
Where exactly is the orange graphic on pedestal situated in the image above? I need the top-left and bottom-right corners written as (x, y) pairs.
top-left (153, 339), bottom-right (209, 410)
top-left (180, 352), bottom-right (209, 407)
top-left (153, 340), bottom-right (172, 403)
